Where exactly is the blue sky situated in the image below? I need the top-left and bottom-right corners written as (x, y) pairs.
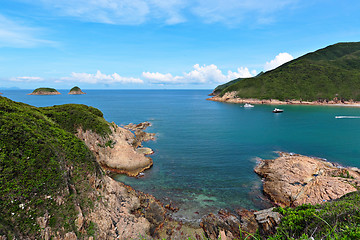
top-left (1, 0), bottom-right (360, 89)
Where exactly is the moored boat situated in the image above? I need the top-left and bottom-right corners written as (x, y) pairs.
top-left (273, 108), bottom-right (284, 113)
top-left (244, 103), bottom-right (254, 108)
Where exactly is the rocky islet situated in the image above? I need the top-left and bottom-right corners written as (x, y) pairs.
top-left (68, 86), bottom-right (86, 95)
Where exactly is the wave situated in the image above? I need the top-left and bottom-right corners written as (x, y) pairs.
top-left (335, 116), bottom-right (360, 119)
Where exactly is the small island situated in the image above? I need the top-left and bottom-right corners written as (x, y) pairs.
top-left (68, 86), bottom-right (86, 95)
top-left (28, 87), bottom-right (61, 95)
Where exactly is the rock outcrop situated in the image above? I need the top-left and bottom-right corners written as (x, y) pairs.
top-left (68, 86), bottom-right (86, 95)
top-left (34, 166), bottom-right (201, 239)
top-left (200, 208), bottom-right (281, 239)
top-left (77, 122), bottom-right (154, 177)
top-left (255, 152), bottom-right (360, 207)
top-left (254, 207), bottom-right (281, 236)
top-left (201, 210), bottom-right (243, 240)
top-left (124, 122), bottom-right (156, 148)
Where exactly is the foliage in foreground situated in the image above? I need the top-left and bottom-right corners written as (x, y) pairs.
top-left (219, 42), bottom-right (360, 101)
top-left (269, 191), bottom-right (360, 240)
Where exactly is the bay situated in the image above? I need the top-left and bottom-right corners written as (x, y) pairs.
top-left (3, 89), bottom-right (360, 223)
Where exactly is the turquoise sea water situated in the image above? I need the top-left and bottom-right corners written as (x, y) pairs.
top-left (3, 89), bottom-right (360, 223)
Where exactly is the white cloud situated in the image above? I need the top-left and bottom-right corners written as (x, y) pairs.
top-left (142, 64), bottom-right (255, 85)
top-left (10, 76), bottom-right (44, 82)
top-left (21, 0), bottom-right (298, 25)
top-left (64, 70), bottom-right (143, 84)
top-left (0, 14), bottom-right (54, 48)
top-left (28, 0), bottom-right (186, 25)
top-left (264, 52), bottom-right (294, 71)
top-left (192, 0), bottom-right (298, 25)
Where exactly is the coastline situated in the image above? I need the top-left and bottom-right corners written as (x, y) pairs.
top-left (207, 91), bottom-right (360, 107)
top-left (3, 93), bottom-right (360, 239)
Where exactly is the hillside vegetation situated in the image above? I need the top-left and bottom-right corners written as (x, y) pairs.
top-left (70, 86), bottom-right (81, 92)
top-left (32, 88), bottom-right (59, 93)
top-left (0, 96), bottom-right (107, 239)
top-left (218, 42), bottom-right (360, 101)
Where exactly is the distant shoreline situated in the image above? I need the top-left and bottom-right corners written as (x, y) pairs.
top-left (207, 92), bottom-right (360, 107)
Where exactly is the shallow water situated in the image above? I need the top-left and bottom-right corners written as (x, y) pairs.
top-left (4, 89), bottom-right (360, 223)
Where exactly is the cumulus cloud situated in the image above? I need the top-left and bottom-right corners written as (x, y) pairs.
top-left (10, 76), bottom-right (44, 82)
top-left (0, 14), bottom-right (54, 48)
top-left (264, 52), bottom-right (294, 71)
top-left (142, 64), bottom-right (255, 85)
top-left (64, 70), bottom-right (143, 84)
top-left (21, 0), bottom-right (298, 25)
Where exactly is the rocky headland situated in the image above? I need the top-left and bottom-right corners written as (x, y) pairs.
top-left (28, 87), bottom-right (61, 95)
top-left (76, 122), bottom-right (155, 177)
top-left (0, 96), bottom-right (205, 239)
top-left (68, 86), bottom-right (86, 95)
top-left (208, 91), bottom-right (360, 107)
top-left (255, 152), bottom-right (360, 207)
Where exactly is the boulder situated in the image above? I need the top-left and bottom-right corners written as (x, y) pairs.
top-left (255, 152), bottom-right (360, 207)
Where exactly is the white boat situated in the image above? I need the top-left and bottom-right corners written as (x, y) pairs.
top-left (273, 108), bottom-right (284, 113)
top-left (244, 103), bottom-right (254, 108)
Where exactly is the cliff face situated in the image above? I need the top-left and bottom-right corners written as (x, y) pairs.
top-left (35, 172), bottom-right (167, 240)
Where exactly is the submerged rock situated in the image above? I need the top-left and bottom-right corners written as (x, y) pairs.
top-left (255, 152), bottom-right (360, 207)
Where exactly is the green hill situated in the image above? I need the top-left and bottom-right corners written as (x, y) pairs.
top-left (70, 86), bottom-right (81, 92)
top-left (217, 42), bottom-right (360, 101)
top-left (69, 86), bottom-right (86, 94)
top-left (29, 87), bottom-right (60, 95)
top-left (0, 96), bottom-right (108, 238)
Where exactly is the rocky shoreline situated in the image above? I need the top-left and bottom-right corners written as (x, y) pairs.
top-left (48, 120), bottom-right (360, 239)
top-left (208, 91), bottom-right (360, 107)
top-left (28, 91), bottom-right (61, 95)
